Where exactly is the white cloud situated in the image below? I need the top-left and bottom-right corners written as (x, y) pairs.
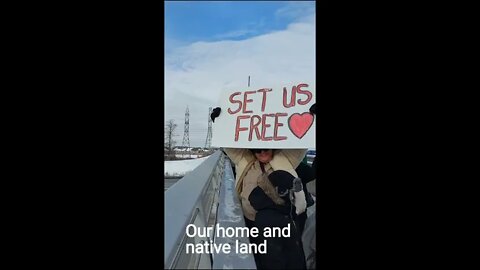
top-left (275, 2), bottom-right (316, 22)
top-left (165, 13), bottom-right (315, 147)
top-left (214, 29), bottom-right (258, 39)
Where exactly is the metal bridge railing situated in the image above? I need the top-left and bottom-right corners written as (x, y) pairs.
top-left (164, 151), bottom-right (224, 269)
top-left (164, 151), bottom-right (257, 269)
top-left (212, 157), bottom-right (257, 269)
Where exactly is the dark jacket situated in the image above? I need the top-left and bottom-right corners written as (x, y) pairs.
top-left (296, 162), bottom-right (315, 208)
top-left (248, 171), bottom-right (307, 270)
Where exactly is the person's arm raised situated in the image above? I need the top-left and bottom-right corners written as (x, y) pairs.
top-left (222, 148), bottom-right (250, 165)
top-left (210, 107), bottom-right (250, 165)
top-left (278, 149), bottom-right (308, 169)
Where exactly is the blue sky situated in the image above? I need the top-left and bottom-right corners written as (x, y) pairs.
top-left (164, 1), bottom-right (315, 147)
top-left (165, 1), bottom-right (315, 50)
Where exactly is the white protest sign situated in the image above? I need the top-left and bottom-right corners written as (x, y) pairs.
top-left (211, 82), bottom-right (315, 149)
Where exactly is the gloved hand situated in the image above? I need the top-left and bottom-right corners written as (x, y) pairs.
top-left (292, 178), bottom-right (307, 215)
top-left (210, 107), bottom-right (221, 122)
top-left (270, 170), bottom-right (307, 215)
top-left (269, 170), bottom-right (294, 196)
top-left (309, 103), bottom-right (316, 115)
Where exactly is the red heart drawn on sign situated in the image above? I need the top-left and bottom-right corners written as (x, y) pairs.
top-left (288, 113), bottom-right (314, 139)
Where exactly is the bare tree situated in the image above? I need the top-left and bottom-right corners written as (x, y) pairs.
top-left (164, 119), bottom-right (177, 159)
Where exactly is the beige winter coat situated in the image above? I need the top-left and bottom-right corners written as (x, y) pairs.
top-left (223, 148), bottom-right (307, 221)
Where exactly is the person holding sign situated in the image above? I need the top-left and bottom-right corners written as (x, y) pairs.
top-left (211, 83), bottom-right (316, 269)
top-left (211, 108), bottom-right (308, 269)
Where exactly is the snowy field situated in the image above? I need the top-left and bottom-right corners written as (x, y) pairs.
top-left (164, 156), bottom-right (210, 177)
top-left (175, 154), bottom-right (203, 159)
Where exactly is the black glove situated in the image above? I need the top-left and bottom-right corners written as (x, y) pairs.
top-left (268, 170), bottom-right (295, 196)
top-left (296, 162), bottom-right (315, 184)
top-left (210, 107), bottom-right (221, 122)
top-left (309, 103), bottom-right (316, 115)
top-left (249, 186), bottom-right (276, 211)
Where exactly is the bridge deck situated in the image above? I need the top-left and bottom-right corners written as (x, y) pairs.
top-left (164, 151), bottom-right (316, 269)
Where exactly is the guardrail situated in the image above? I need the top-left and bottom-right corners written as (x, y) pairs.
top-left (164, 151), bottom-right (257, 269)
top-left (164, 151), bottom-right (224, 269)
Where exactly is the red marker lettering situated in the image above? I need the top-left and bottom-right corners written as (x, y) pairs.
top-left (257, 88), bottom-right (272, 112)
top-left (242, 90), bottom-right (256, 113)
top-left (228, 92), bottom-right (242, 114)
top-left (234, 115), bottom-right (250, 141)
top-left (248, 115), bottom-right (262, 141)
top-left (261, 114), bottom-right (275, 141)
top-left (282, 86), bottom-right (296, 108)
top-left (296, 84), bottom-right (312, 105)
top-left (273, 113), bottom-right (288, 141)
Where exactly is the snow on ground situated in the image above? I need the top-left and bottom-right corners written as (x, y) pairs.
top-left (175, 154), bottom-right (203, 159)
top-left (164, 156), bottom-right (210, 177)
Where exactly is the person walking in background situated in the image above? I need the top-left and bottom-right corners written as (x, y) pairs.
top-left (302, 103), bottom-right (317, 269)
top-left (294, 158), bottom-right (316, 235)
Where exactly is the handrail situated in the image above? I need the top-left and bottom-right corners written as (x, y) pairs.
top-left (164, 151), bottom-right (224, 269)
top-left (212, 157), bottom-right (257, 269)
